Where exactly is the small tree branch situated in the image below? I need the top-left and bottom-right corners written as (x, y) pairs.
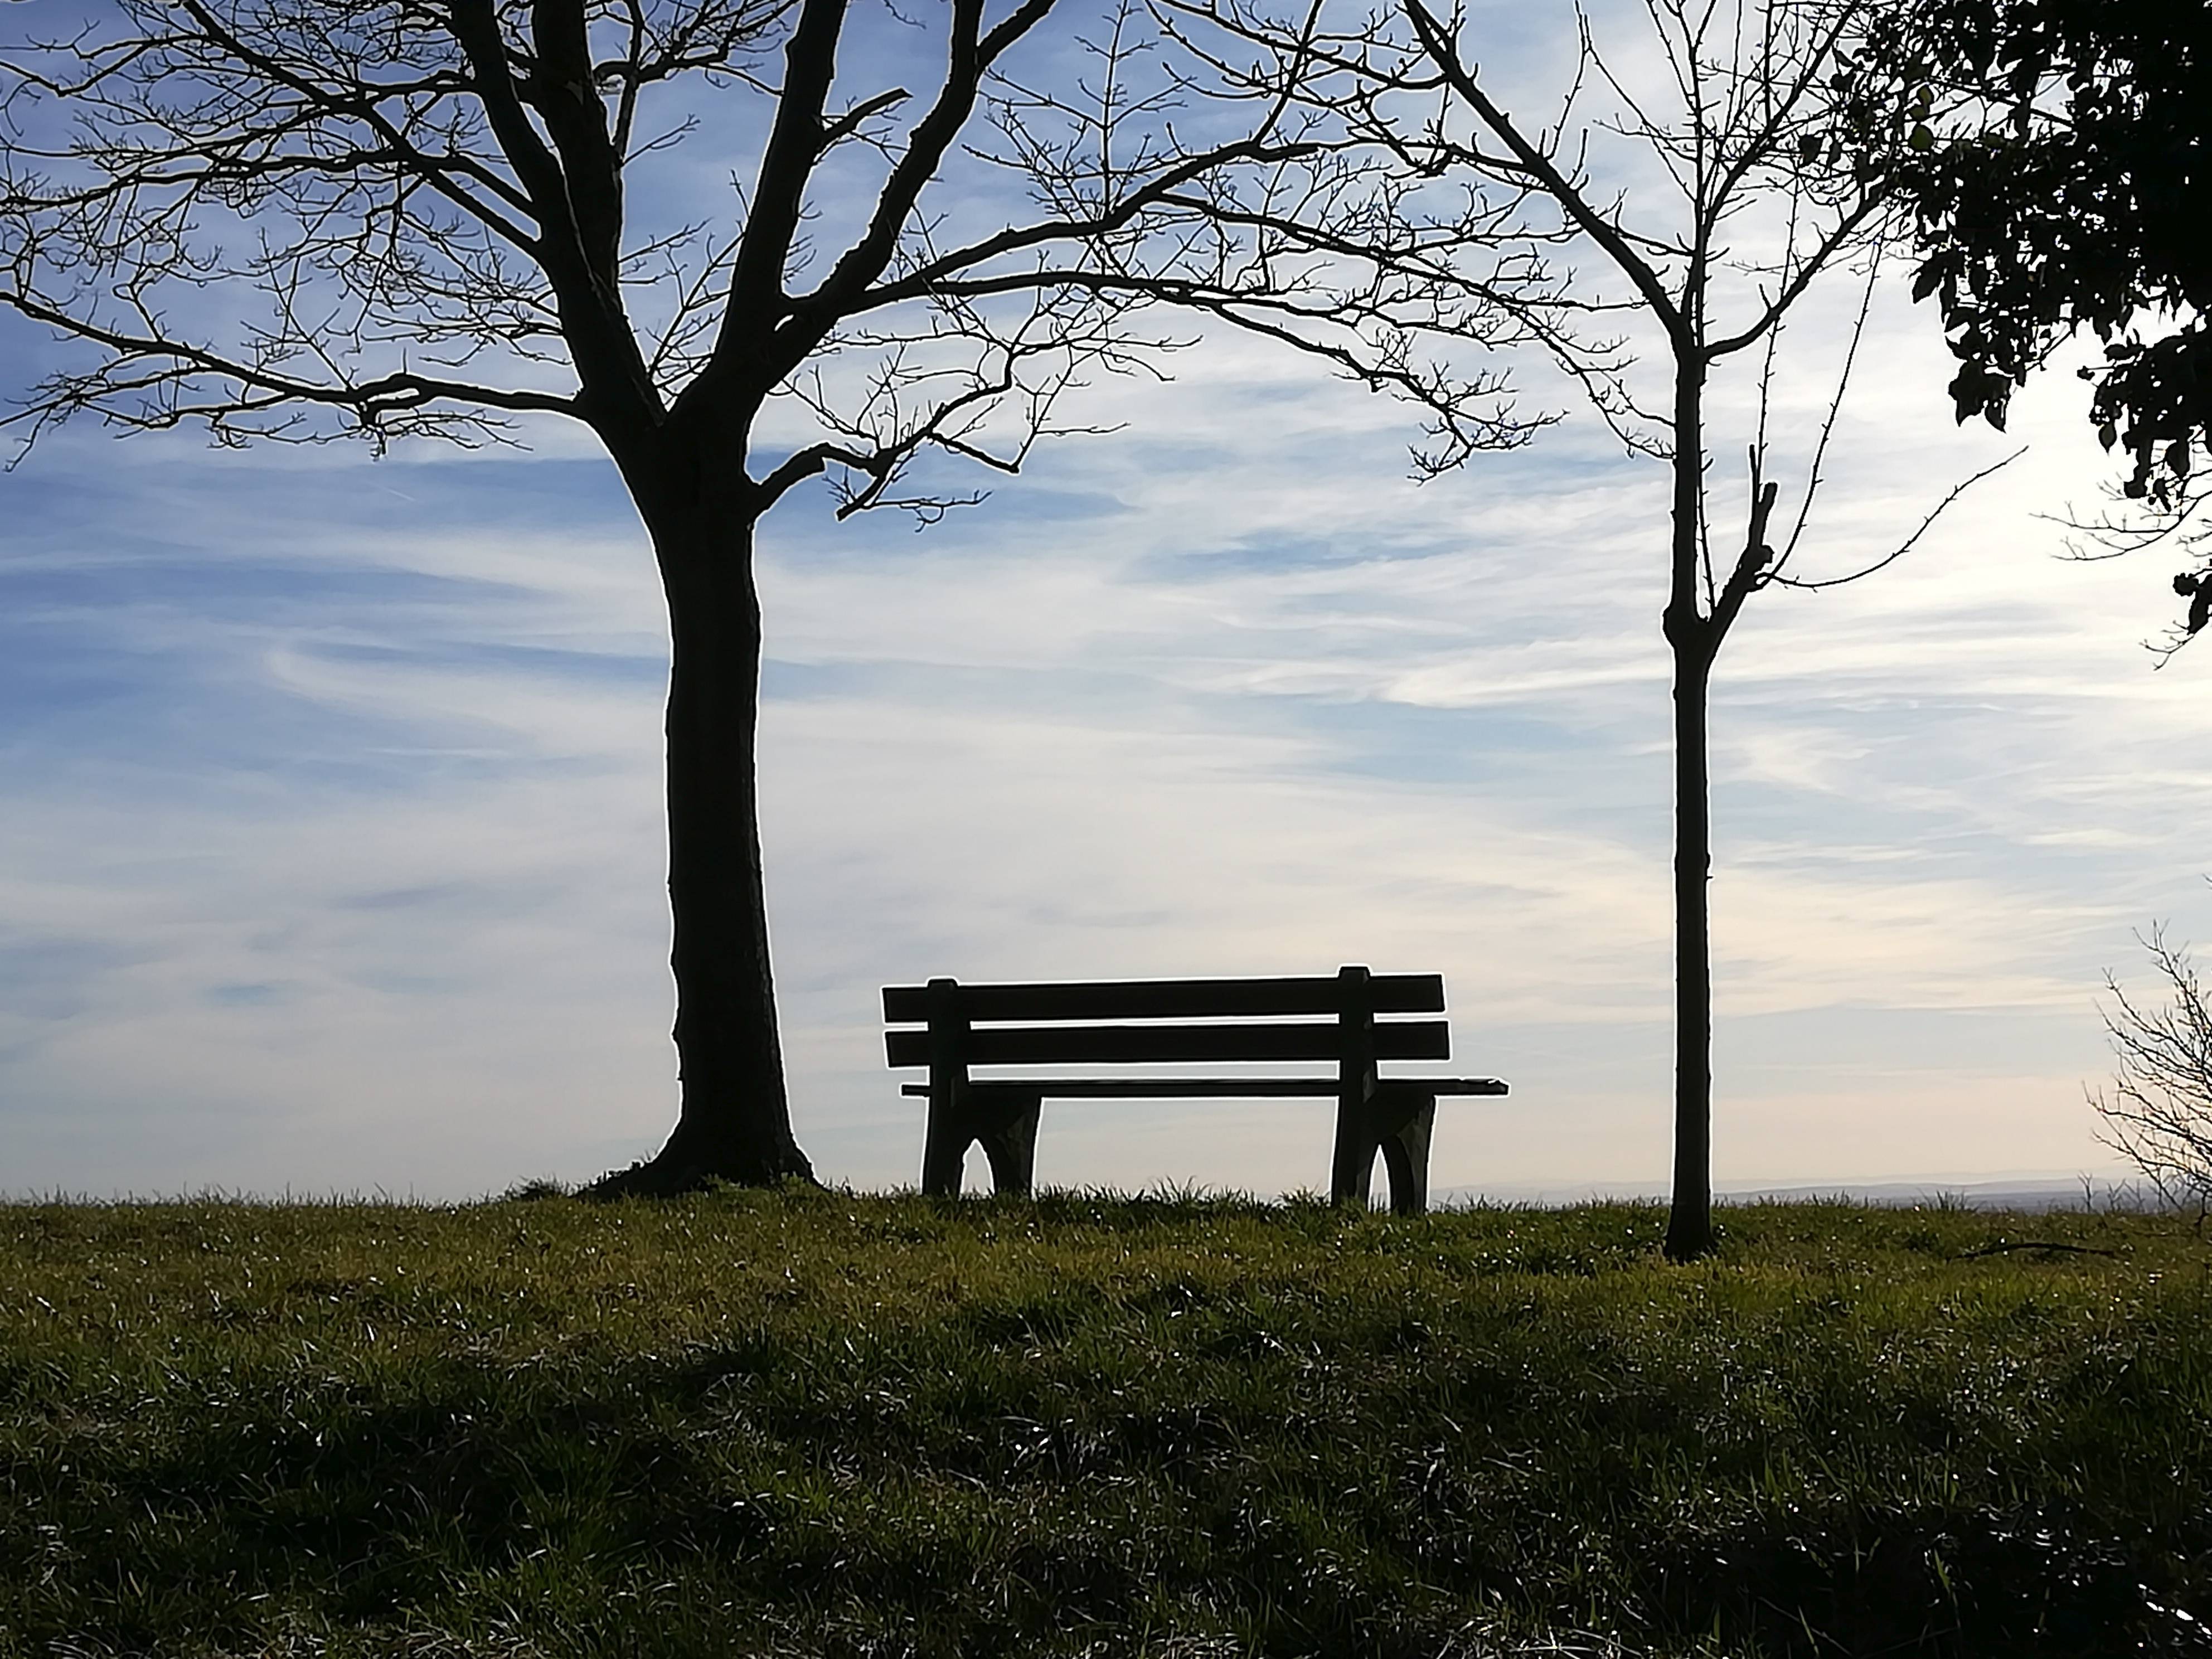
top-left (0, 286), bottom-right (579, 432)
top-left (1709, 450), bottom-right (1778, 644)
top-left (1770, 445), bottom-right (2025, 591)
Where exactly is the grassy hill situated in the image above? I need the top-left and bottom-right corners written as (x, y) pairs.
top-left (2, 1190), bottom-right (2208, 1656)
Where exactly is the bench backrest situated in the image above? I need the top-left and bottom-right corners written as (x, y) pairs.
top-left (881, 967), bottom-right (1449, 1070)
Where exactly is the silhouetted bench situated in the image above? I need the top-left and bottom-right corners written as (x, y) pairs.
top-left (881, 965), bottom-right (1507, 1214)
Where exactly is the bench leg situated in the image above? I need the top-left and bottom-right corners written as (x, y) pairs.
top-left (921, 1086), bottom-right (970, 1197)
top-left (1331, 1108), bottom-right (1379, 1209)
top-left (978, 1092), bottom-right (1041, 1197)
top-left (1377, 1093), bottom-right (1436, 1216)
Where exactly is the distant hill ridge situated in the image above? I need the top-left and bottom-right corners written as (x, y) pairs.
top-left (1434, 1177), bottom-right (2156, 1212)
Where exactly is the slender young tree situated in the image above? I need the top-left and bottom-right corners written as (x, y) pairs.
top-left (1183, 0), bottom-right (2010, 1255)
top-left (1406, 0), bottom-right (1896, 1259)
top-left (0, 0), bottom-right (1496, 1190)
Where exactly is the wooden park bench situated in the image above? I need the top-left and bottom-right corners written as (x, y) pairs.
top-left (881, 965), bottom-right (1507, 1214)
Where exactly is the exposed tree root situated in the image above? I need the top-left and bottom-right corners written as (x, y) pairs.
top-left (581, 1143), bottom-right (820, 1201)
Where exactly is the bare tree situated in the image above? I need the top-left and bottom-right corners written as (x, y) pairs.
top-left (1177, 0), bottom-right (2020, 1254)
top-left (0, 0), bottom-right (1570, 1190)
top-left (2094, 926), bottom-right (2212, 1220)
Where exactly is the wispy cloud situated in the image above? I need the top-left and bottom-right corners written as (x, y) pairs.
top-left (2, 8), bottom-right (2203, 1200)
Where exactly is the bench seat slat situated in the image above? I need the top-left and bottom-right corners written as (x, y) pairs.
top-left (886, 1018), bottom-right (1449, 1068)
top-left (881, 972), bottom-right (1444, 1023)
top-left (899, 1077), bottom-right (1508, 1098)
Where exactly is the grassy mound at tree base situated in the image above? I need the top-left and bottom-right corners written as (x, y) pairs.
top-left (2, 1191), bottom-right (2208, 1657)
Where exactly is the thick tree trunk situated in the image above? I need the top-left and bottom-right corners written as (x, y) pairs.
top-left (600, 494), bottom-right (816, 1193)
top-left (1663, 640), bottom-right (1714, 1260)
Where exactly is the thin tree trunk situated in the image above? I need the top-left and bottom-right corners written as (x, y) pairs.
top-left (603, 494), bottom-right (816, 1192)
top-left (1665, 638), bottom-right (1714, 1259)
top-left (1663, 355), bottom-right (1715, 1261)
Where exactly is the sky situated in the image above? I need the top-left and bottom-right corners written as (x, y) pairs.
top-left (3, 0), bottom-right (2208, 1202)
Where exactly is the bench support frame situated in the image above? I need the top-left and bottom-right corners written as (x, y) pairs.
top-left (919, 1081), bottom-right (1439, 1212)
top-left (921, 1085), bottom-right (1044, 1201)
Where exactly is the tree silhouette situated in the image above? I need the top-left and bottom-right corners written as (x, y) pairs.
top-left (1181, 0), bottom-right (2012, 1255)
top-left (3, 0), bottom-right (1572, 1190)
top-left (1854, 0), bottom-right (2212, 639)
top-left (2095, 925), bottom-right (2212, 1218)
top-left (0, 0), bottom-right (1342, 1189)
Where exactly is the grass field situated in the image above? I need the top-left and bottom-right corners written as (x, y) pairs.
top-left (2, 1189), bottom-right (2209, 1657)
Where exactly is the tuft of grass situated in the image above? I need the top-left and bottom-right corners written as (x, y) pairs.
top-left (2, 1191), bottom-right (2209, 1656)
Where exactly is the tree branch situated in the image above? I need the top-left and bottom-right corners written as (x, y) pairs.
top-left (1406, 0), bottom-right (1685, 343)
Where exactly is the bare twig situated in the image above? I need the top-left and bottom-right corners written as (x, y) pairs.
top-left (1770, 444), bottom-right (2026, 591)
